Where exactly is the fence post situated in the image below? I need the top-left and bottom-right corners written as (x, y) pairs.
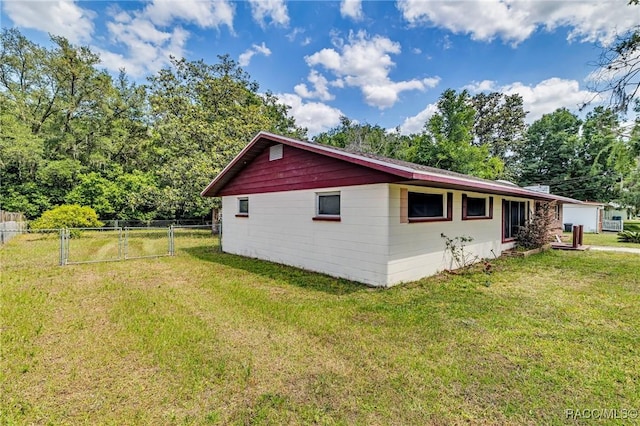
top-left (168, 225), bottom-right (175, 256)
top-left (59, 228), bottom-right (68, 266)
top-left (124, 227), bottom-right (129, 259)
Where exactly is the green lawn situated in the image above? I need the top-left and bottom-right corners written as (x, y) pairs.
top-left (1, 232), bottom-right (639, 425)
top-left (624, 220), bottom-right (640, 232)
top-left (574, 231), bottom-right (640, 248)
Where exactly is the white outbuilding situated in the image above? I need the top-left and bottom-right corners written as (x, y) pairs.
top-left (562, 202), bottom-right (605, 233)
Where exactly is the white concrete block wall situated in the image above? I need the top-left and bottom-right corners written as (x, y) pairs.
top-left (221, 183), bottom-right (535, 287)
top-left (386, 185), bottom-right (526, 286)
top-left (221, 183), bottom-right (390, 286)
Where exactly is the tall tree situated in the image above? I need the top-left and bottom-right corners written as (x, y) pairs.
top-left (147, 55), bottom-right (305, 218)
top-left (413, 89), bottom-right (504, 179)
top-left (517, 107), bottom-right (634, 200)
top-left (517, 108), bottom-right (582, 196)
top-left (471, 92), bottom-right (527, 173)
top-left (578, 107), bottom-right (635, 200)
top-left (0, 29), bottom-right (154, 218)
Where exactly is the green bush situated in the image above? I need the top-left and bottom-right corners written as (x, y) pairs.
top-left (29, 204), bottom-right (103, 230)
top-left (617, 231), bottom-right (640, 244)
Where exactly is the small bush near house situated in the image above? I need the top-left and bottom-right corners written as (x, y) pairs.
top-left (516, 201), bottom-right (555, 250)
top-left (617, 230), bottom-right (640, 243)
top-left (29, 205), bottom-right (103, 231)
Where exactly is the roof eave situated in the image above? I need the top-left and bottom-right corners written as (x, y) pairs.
top-left (201, 131), bottom-right (584, 204)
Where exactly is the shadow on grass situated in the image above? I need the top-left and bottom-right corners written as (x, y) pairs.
top-left (184, 245), bottom-right (368, 295)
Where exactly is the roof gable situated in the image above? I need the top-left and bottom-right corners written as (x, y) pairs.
top-left (215, 141), bottom-right (399, 196)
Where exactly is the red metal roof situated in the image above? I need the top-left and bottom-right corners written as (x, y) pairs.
top-left (201, 131), bottom-right (582, 204)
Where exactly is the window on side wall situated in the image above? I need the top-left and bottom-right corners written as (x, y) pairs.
top-left (404, 191), bottom-right (453, 223)
top-left (314, 191), bottom-right (340, 221)
top-left (462, 194), bottom-right (493, 220)
top-left (503, 200), bottom-right (527, 240)
top-left (237, 197), bottom-right (249, 217)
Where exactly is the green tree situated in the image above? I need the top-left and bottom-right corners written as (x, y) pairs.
top-left (313, 116), bottom-right (413, 160)
top-left (147, 55), bottom-right (305, 218)
top-left (471, 92), bottom-right (526, 174)
top-left (0, 105), bottom-right (44, 184)
top-left (578, 107), bottom-right (634, 200)
top-left (1, 29), bottom-right (154, 218)
top-left (413, 89), bottom-right (504, 179)
top-left (619, 118), bottom-right (640, 215)
top-left (517, 108), bottom-right (582, 196)
top-left (517, 107), bottom-right (634, 201)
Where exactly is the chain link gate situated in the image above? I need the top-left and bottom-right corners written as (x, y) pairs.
top-left (59, 226), bottom-right (175, 266)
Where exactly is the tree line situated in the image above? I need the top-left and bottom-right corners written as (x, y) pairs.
top-left (1, 28), bottom-right (639, 221)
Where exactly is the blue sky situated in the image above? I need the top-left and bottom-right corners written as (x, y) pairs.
top-left (2, 0), bottom-right (638, 135)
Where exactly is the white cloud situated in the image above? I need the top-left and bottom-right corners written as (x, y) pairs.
top-left (465, 77), bottom-right (598, 122)
top-left (397, 0), bottom-right (638, 46)
top-left (238, 42), bottom-right (272, 67)
top-left (276, 93), bottom-right (343, 135)
top-left (2, 0), bottom-right (95, 43)
top-left (95, 0), bottom-right (234, 77)
top-left (144, 0), bottom-right (234, 29)
top-left (294, 70), bottom-right (334, 101)
top-left (341, 0), bottom-right (364, 21)
top-left (399, 103), bottom-right (438, 135)
top-left (98, 16), bottom-right (189, 77)
top-left (463, 80), bottom-right (498, 93)
top-left (249, 0), bottom-right (289, 27)
top-left (305, 31), bottom-right (440, 109)
top-left (361, 78), bottom-right (440, 109)
top-left (502, 78), bottom-right (598, 121)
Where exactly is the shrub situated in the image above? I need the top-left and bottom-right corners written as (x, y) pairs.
top-left (617, 231), bottom-right (640, 243)
top-left (440, 233), bottom-right (479, 272)
top-left (30, 204), bottom-right (103, 230)
top-left (516, 201), bottom-right (555, 250)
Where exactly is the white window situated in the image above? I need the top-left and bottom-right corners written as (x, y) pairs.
top-left (316, 192), bottom-right (340, 218)
top-left (238, 197), bottom-right (249, 215)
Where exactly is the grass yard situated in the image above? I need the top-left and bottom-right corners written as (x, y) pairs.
top-left (577, 231), bottom-right (640, 249)
top-left (1, 232), bottom-right (639, 425)
top-left (624, 220), bottom-right (640, 232)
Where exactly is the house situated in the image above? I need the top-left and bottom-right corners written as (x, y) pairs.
top-left (202, 132), bottom-right (578, 287)
top-left (604, 202), bottom-right (633, 221)
top-left (562, 202), bottom-right (606, 233)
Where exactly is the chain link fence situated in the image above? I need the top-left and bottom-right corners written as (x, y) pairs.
top-left (2, 224), bottom-right (219, 268)
top-left (59, 225), bottom-right (219, 265)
